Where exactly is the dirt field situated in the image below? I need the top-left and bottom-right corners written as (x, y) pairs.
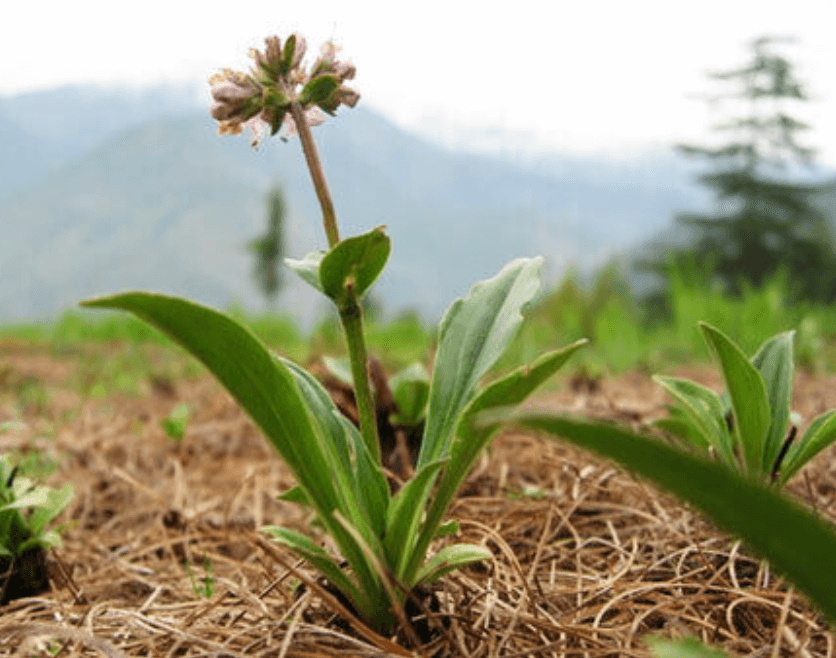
top-left (1, 339), bottom-right (835, 657)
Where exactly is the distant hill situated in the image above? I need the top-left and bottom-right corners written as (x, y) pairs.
top-left (3, 83), bottom-right (830, 328)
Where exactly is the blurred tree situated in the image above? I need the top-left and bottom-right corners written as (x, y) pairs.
top-left (640, 35), bottom-right (836, 308)
top-left (249, 186), bottom-right (286, 305)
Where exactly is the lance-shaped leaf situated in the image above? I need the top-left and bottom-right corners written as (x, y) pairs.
top-left (485, 411), bottom-right (836, 624)
top-left (779, 410), bottom-right (836, 486)
top-left (653, 376), bottom-right (734, 466)
top-left (320, 226), bottom-right (391, 305)
top-left (750, 330), bottom-right (795, 472)
top-left (79, 293), bottom-right (381, 605)
top-left (414, 543), bottom-right (492, 587)
top-left (389, 362), bottom-right (430, 426)
top-left (700, 322), bottom-right (771, 479)
top-left (418, 257), bottom-right (543, 469)
top-left (402, 340), bottom-right (586, 583)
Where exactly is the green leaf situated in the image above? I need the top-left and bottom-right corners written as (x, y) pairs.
top-left (285, 251), bottom-right (326, 293)
top-left (278, 356), bottom-right (390, 544)
top-left (403, 340), bottom-right (586, 584)
top-left (418, 257), bottom-right (543, 469)
top-left (321, 355), bottom-right (353, 386)
top-left (80, 293), bottom-right (383, 608)
top-left (28, 483), bottom-right (73, 537)
top-left (263, 525), bottom-right (367, 611)
top-left (653, 376), bottom-right (733, 465)
top-left (779, 410), bottom-right (836, 486)
top-left (160, 401), bottom-right (190, 441)
top-left (384, 459), bottom-right (447, 577)
top-left (414, 543), bottom-right (492, 586)
top-left (699, 322), bottom-right (771, 479)
top-left (277, 485), bottom-right (310, 506)
top-left (389, 362), bottom-right (430, 425)
top-left (750, 331), bottom-right (795, 472)
top-left (319, 227), bottom-right (391, 306)
top-left (491, 411), bottom-right (836, 624)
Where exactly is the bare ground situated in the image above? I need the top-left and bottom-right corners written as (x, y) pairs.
top-left (1, 339), bottom-right (835, 657)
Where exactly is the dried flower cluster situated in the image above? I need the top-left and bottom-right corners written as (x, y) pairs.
top-left (209, 34), bottom-right (359, 144)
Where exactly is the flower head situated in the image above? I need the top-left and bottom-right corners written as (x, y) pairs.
top-left (208, 33), bottom-right (359, 144)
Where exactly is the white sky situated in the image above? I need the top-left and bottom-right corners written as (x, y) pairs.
top-left (3, 0), bottom-right (835, 166)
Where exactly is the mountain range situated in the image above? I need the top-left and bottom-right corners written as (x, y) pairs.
top-left (2, 83), bottom-right (833, 328)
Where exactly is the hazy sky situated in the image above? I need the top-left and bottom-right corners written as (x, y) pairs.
top-left (4, 0), bottom-right (835, 166)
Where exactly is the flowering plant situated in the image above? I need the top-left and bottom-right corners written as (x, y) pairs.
top-left (82, 34), bottom-right (585, 635)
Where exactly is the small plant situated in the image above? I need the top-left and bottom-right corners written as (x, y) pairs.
top-left (81, 33), bottom-right (586, 635)
top-left (0, 454), bottom-right (72, 604)
top-left (160, 402), bottom-right (190, 441)
top-left (654, 322), bottom-right (836, 488)
top-left (185, 554), bottom-right (215, 599)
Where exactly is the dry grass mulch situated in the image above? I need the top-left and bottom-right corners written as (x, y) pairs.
top-left (1, 341), bottom-right (835, 656)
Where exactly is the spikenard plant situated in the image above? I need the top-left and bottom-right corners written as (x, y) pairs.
top-left (81, 34), bottom-right (586, 633)
top-left (654, 322), bottom-right (836, 488)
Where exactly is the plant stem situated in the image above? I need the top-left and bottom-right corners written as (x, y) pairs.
top-left (290, 101), bottom-right (340, 248)
top-left (290, 100), bottom-right (381, 464)
top-left (339, 292), bottom-right (381, 464)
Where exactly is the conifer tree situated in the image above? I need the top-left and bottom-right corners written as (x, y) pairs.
top-left (645, 36), bottom-right (836, 305)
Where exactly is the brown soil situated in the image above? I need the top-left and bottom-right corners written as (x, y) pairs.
top-left (1, 339), bottom-right (835, 657)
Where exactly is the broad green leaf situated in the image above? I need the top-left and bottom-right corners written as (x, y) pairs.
top-left (80, 293), bottom-right (380, 599)
top-left (779, 410), bottom-right (836, 486)
top-left (404, 340), bottom-right (585, 584)
top-left (414, 543), bottom-right (492, 586)
top-left (750, 331), bottom-right (795, 472)
top-left (389, 362), bottom-right (430, 425)
top-left (653, 376), bottom-right (734, 466)
top-left (418, 257), bottom-right (543, 469)
top-left (653, 414), bottom-right (710, 452)
top-left (319, 226), bottom-right (391, 305)
top-left (700, 322), bottom-right (771, 479)
top-left (490, 411), bottom-right (836, 623)
top-left (278, 356), bottom-right (390, 545)
top-left (285, 251), bottom-right (326, 293)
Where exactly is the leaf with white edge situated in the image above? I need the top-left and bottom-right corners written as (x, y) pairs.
top-left (750, 330), bottom-right (795, 472)
top-left (285, 251), bottom-right (326, 293)
top-left (779, 410), bottom-right (836, 486)
top-left (418, 257), bottom-right (543, 469)
top-left (415, 543), bottom-right (492, 586)
top-left (486, 411), bottom-right (836, 623)
top-left (320, 227), bottom-right (391, 305)
top-left (699, 322), bottom-right (771, 479)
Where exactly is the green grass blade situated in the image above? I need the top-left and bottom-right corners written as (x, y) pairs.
top-left (750, 331), bottom-right (795, 472)
top-left (418, 257), bottom-right (543, 468)
top-left (492, 412), bottom-right (836, 623)
top-left (699, 322), bottom-right (771, 479)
